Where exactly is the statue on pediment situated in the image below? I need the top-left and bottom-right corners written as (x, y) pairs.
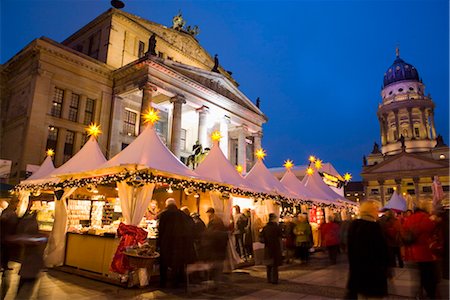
top-left (371, 142), bottom-right (381, 154)
top-left (363, 155), bottom-right (367, 166)
top-left (435, 134), bottom-right (447, 147)
top-left (399, 134), bottom-right (406, 151)
top-left (186, 25), bottom-right (200, 37)
top-left (212, 54), bottom-right (220, 73)
top-left (147, 33), bottom-right (157, 56)
top-left (172, 12), bottom-right (186, 31)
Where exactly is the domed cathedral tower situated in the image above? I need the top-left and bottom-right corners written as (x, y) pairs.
top-left (361, 48), bottom-right (449, 208)
top-left (378, 48), bottom-right (437, 155)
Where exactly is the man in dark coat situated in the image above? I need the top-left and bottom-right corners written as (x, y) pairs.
top-left (347, 200), bottom-right (389, 299)
top-left (157, 198), bottom-right (192, 288)
top-left (261, 213), bottom-right (283, 284)
top-left (1, 199), bottom-right (18, 272)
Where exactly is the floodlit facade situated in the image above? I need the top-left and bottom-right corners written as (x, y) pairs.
top-left (361, 49), bottom-right (449, 207)
top-left (1, 9), bottom-right (266, 183)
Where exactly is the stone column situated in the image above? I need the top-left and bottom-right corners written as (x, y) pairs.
top-left (413, 177), bottom-right (420, 205)
top-left (219, 116), bottom-right (230, 158)
top-left (429, 110), bottom-right (437, 139)
top-left (55, 128), bottom-right (67, 167)
top-left (407, 108), bottom-right (415, 139)
top-left (78, 95), bottom-right (87, 124)
top-left (382, 114), bottom-right (389, 144)
top-left (393, 109), bottom-right (400, 140)
top-left (362, 181), bottom-right (369, 201)
top-left (253, 131), bottom-right (262, 151)
top-left (139, 81), bottom-right (157, 133)
top-left (237, 125), bottom-right (248, 173)
top-left (378, 179), bottom-right (385, 205)
top-left (196, 106), bottom-right (209, 149)
top-left (169, 95), bottom-right (186, 158)
top-left (395, 178), bottom-right (402, 195)
top-left (379, 117), bottom-right (386, 145)
top-left (421, 108), bottom-right (431, 139)
top-left (62, 89), bottom-right (72, 119)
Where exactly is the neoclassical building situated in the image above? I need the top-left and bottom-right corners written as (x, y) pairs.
top-left (361, 49), bottom-right (449, 207)
top-left (1, 9), bottom-right (266, 184)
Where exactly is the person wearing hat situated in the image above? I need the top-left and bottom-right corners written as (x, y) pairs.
top-left (260, 213), bottom-right (283, 284)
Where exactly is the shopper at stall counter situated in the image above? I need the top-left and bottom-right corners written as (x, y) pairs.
top-left (320, 215), bottom-right (340, 265)
top-left (157, 198), bottom-right (193, 288)
top-left (260, 213), bottom-right (283, 284)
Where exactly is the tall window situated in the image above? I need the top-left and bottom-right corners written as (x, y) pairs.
top-left (138, 41), bottom-right (145, 58)
top-left (414, 127), bottom-right (420, 137)
top-left (51, 88), bottom-right (64, 118)
top-left (123, 109), bottom-right (137, 136)
top-left (68, 93), bottom-right (80, 122)
top-left (180, 129), bottom-right (187, 151)
top-left (46, 126), bottom-right (58, 155)
top-left (63, 131), bottom-right (75, 162)
top-left (84, 98), bottom-right (95, 125)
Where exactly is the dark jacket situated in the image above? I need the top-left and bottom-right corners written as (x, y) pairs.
top-left (261, 221), bottom-right (283, 266)
top-left (347, 218), bottom-right (389, 297)
top-left (157, 205), bottom-right (194, 267)
top-left (203, 215), bottom-right (228, 261)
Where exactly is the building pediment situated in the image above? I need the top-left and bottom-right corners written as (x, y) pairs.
top-left (362, 152), bottom-right (448, 175)
top-left (167, 62), bottom-right (264, 116)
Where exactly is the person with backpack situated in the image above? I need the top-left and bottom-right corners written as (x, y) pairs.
top-left (232, 205), bottom-right (248, 260)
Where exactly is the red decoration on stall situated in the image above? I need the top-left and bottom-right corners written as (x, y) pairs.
top-left (110, 222), bottom-right (148, 274)
top-left (309, 206), bottom-right (317, 223)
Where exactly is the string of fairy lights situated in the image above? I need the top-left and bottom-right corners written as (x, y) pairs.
top-left (13, 109), bottom-right (357, 211)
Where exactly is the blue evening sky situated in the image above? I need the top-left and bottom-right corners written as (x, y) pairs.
top-left (1, 0), bottom-right (449, 180)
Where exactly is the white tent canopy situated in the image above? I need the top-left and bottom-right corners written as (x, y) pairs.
top-left (382, 192), bottom-right (407, 212)
top-left (280, 169), bottom-right (331, 204)
top-left (194, 140), bottom-right (255, 191)
top-left (96, 124), bottom-right (195, 178)
top-left (21, 155), bottom-right (55, 185)
top-left (301, 170), bottom-right (344, 203)
top-left (245, 159), bottom-right (294, 198)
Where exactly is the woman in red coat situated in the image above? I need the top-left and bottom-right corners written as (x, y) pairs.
top-left (320, 216), bottom-right (340, 264)
top-left (402, 207), bottom-right (439, 299)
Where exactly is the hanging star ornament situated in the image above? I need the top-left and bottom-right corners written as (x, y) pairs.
top-left (306, 167), bottom-right (314, 176)
top-left (211, 131), bottom-right (222, 142)
top-left (46, 149), bottom-right (55, 157)
top-left (142, 108), bottom-right (160, 125)
top-left (236, 165), bottom-right (243, 174)
top-left (255, 148), bottom-right (266, 160)
top-left (86, 123), bottom-right (102, 138)
top-left (314, 159), bottom-right (323, 170)
top-left (344, 172), bottom-right (352, 182)
top-left (309, 155), bottom-right (316, 163)
top-left (283, 159), bottom-right (294, 170)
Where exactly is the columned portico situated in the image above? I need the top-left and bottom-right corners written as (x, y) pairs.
top-left (253, 131), bottom-right (262, 151)
top-left (219, 116), bottom-right (230, 158)
top-left (420, 108), bottom-right (429, 139)
top-left (196, 106), bottom-right (209, 149)
top-left (237, 125), bottom-right (248, 172)
top-left (378, 179), bottom-right (385, 205)
top-left (393, 109), bottom-right (400, 140)
top-left (169, 94), bottom-right (186, 158)
top-left (407, 108), bottom-right (414, 139)
top-left (139, 81), bottom-right (157, 133)
top-left (413, 177), bottom-right (420, 204)
top-left (429, 110), bottom-right (437, 139)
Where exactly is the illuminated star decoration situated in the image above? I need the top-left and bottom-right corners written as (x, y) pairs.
top-left (211, 131), bottom-right (222, 142)
top-left (46, 149), bottom-right (55, 157)
top-left (236, 165), bottom-right (243, 174)
top-left (255, 148), bottom-right (266, 160)
top-left (306, 167), bottom-right (314, 176)
top-left (309, 155), bottom-right (316, 163)
top-left (344, 173), bottom-right (352, 182)
top-left (142, 108), bottom-right (160, 125)
top-left (283, 159), bottom-right (294, 170)
top-left (314, 159), bottom-right (323, 170)
top-left (86, 123), bottom-right (102, 138)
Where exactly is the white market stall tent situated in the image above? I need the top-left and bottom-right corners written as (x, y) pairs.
top-left (382, 192), bottom-right (407, 212)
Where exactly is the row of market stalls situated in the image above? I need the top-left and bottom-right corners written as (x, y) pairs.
top-left (14, 110), bottom-right (358, 283)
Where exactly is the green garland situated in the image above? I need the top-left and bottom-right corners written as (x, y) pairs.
top-left (14, 169), bottom-right (356, 210)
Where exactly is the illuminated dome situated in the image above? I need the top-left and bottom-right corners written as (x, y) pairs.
top-left (383, 49), bottom-right (419, 87)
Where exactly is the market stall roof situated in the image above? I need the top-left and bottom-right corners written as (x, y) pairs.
top-left (382, 192), bottom-right (407, 212)
top-left (51, 135), bottom-right (107, 177)
top-left (280, 169), bottom-right (331, 204)
top-left (301, 169), bottom-right (344, 203)
top-left (21, 155), bottom-right (55, 184)
top-left (194, 140), bottom-right (255, 190)
top-left (97, 124), bottom-right (196, 178)
top-left (245, 159), bottom-right (294, 197)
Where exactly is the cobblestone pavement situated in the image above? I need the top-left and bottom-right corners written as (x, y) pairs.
top-left (1, 251), bottom-right (448, 299)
